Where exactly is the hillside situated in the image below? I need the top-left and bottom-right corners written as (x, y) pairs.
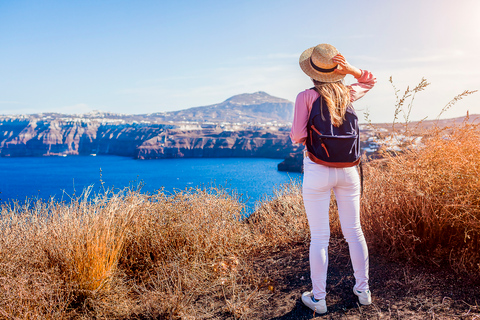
top-left (0, 92), bottom-right (298, 158)
top-left (365, 112), bottom-right (480, 132)
top-left (149, 91), bottom-right (294, 123)
top-left (278, 113), bottom-right (480, 172)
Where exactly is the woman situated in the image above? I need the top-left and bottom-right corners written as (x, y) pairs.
top-left (290, 43), bottom-right (376, 314)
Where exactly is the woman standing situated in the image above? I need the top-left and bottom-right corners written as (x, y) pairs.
top-left (290, 43), bottom-right (376, 314)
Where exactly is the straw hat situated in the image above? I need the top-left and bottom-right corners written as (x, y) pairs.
top-left (299, 43), bottom-right (345, 83)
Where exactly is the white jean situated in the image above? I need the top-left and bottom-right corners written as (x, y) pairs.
top-left (302, 157), bottom-right (369, 300)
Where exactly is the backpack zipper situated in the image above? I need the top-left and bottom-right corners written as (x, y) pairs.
top-left (311, 125), bottom-right (330, 157)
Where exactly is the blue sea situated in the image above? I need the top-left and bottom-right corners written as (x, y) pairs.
top-left (0, 156), bottom-right (302, 212)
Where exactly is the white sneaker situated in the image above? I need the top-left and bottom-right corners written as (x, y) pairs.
top-left (353, 288), bottom-right (372, 305)
top-left (301, 291), bottom-right (327, 314)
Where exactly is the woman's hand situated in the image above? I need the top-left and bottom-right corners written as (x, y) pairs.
top-left (332, 54), bottom-right (362, 78)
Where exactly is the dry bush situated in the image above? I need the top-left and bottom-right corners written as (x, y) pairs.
top-left (0, 188), bottom-right (142, 318)
top-left (247, 181), bottom-right (309, 248)
top-left (0, 182), bottom-right (313, 319)
top-left (119, 187), bottom-right (262, 319)
top-left (362, 122), bottom-right (480, 273)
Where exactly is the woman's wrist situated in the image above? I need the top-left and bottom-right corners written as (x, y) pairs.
top-left (350, 67), bottom-right (362, 79)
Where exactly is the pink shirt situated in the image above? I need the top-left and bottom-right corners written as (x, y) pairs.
top-left (290, 70), bottom-right (376, 144)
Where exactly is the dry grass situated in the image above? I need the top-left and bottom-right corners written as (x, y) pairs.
top-left (360, 77), bottom-right (480, 274)
top-left (247, 182), bottom-right (309, 248)
top-left (0, 182), bottom-right (309, 319)
top-left (362, 122), bottom-right (480, 273)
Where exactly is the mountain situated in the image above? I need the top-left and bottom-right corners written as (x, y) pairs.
top-left (147, 91), bottom-right (294, 123)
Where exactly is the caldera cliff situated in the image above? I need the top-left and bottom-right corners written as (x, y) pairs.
top-left (0, 92), bottom-right (301, 159)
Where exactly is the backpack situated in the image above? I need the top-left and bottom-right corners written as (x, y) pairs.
top-left (306, 93), bottom-right (360, 167)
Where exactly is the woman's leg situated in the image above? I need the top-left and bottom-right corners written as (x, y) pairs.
top-left (333, 166), bottom-right (369, 291)
top-left (302, 159), bottom-right (333, 299)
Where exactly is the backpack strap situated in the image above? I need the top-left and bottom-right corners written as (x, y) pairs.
top-left (307, 151), bottom-right (360, 167)
top-left (359, 159), bottom-right (364, 198)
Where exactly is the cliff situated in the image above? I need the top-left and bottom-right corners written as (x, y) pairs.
top-left (0, 120), bottom-right (299, 159)
top-left (0, 92), bottom-right (299, 159)
top-left (136, 127), bottom-right (297, 159)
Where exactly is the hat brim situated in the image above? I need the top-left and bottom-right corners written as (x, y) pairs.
top-left (299, 47), bottom-right (346, 83)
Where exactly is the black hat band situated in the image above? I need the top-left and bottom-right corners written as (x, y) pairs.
top-left (310, 57), bottom-right (338, 73)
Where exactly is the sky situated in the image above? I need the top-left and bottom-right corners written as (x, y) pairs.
top-left (1, 0), bottom-right (479, 123)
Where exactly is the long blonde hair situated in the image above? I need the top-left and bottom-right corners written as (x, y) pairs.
top-left (313, 79), bottom-right (350, 127)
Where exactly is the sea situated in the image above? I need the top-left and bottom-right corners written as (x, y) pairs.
top-left (0, 156), bottom-right (302, 213)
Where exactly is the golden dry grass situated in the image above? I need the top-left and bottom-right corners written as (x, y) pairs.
top-left (0, 183), bottom-right (309, 319)
top-left (361, 122), bottom-right (480, 273)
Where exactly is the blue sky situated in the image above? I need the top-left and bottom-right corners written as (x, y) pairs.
top-left (1, 0), bottom-right (479, 122)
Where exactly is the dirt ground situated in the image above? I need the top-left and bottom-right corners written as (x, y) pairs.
top-left (251, 239), bottom-right (480, 319)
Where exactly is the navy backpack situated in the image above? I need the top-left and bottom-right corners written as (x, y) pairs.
top-left (306, 93), bottom-right (360, 167)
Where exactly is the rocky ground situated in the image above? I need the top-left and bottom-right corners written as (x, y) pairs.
top-left (250, 239), bottom-right (480, 319)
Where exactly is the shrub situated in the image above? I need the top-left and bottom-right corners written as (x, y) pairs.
top-left (361, 122), bottom-right (480, 273)
top-left (0, 184), bottom-right (309, 319)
